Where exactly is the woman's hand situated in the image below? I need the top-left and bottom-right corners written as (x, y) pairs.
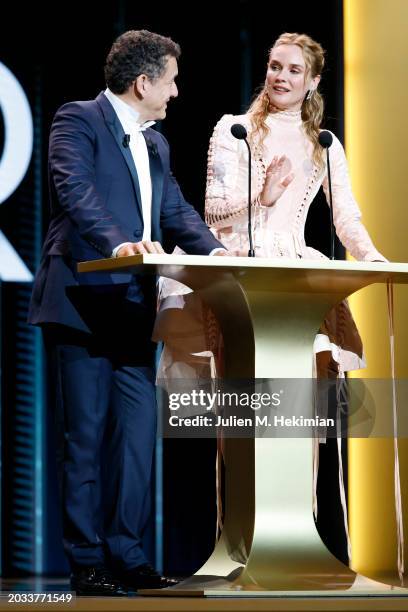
top-left (260, 155), bottom-right (294, 207)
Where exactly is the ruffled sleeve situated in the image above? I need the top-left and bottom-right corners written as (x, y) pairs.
top-left (205, 114), bottom-right (260, 229)
top-left (322, 133), bottom-right (387, 262)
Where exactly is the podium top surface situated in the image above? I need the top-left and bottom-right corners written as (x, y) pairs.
top-left (78, 253), bottom-right (408, 274)
top-left (77, 253), bottom-right (408, 277)
top-left (78, 254), bottom-right (408, 295)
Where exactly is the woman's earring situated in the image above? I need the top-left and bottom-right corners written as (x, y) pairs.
top-left (306, 89), bottom-right (314, 101)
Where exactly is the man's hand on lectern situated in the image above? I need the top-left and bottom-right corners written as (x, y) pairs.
top-left (116, 241), bottom-right (166, 256)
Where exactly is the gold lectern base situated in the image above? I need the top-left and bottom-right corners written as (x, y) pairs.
top-left (139, 574), bottom-right (408, 598)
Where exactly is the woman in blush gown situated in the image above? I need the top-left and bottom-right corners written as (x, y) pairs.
top-left (156, 31), bottom-right (386, 381)
top-left (154, 32), bottom-right (387, 559)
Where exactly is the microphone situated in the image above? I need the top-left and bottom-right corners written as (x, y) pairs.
top-left (230, 124), bottom-right (255, 257)
top-left (230, 123), bottom-right (248, 140)
top-left (318, 130), bottom-right (335, 260)
top-left (318, 130), bottom-right (333, 149)
top-left (122, 134), bottom-right (131, 148)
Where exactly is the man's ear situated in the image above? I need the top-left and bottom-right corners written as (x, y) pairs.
top-left (134, 74), bottom-right (150, 97)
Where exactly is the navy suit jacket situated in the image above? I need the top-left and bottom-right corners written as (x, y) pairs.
top-left (28, 93), bottom-right (223, 334)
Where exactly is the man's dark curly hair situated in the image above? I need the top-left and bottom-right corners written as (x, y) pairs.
top-left (104, 30), bottom-right (181, 94)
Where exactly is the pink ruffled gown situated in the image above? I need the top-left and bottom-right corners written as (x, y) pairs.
top-left (156, 108), bottom-right (386, 377)
top-left (154, 109), bottom-right (387, 559)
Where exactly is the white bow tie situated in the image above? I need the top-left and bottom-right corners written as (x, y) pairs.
top-left (136, 121), bottom-right (156, 132)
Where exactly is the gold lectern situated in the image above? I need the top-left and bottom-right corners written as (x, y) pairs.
top-left (78, 255), bottom-right (408, 598)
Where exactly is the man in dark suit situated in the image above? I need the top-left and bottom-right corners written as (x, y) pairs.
top-left (28, 30), bottom-right (227, 596)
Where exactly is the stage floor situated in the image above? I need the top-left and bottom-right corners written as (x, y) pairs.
top-left (1, 577), bottom-right (408, 612)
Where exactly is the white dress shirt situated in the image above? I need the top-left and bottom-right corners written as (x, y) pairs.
top-left (104, 88), bottom-right (155, 255)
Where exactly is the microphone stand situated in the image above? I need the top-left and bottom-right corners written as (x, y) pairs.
top-left (325, 148), bottom-right (335, 260)
top-left (243, 139), bottom-right (255, 257)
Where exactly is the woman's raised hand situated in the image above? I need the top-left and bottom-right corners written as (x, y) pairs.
top-left (259, 155), bottom-right (294, 207)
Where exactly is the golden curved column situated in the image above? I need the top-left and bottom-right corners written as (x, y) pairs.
top-left (197, 269), bottom-right (355, 591)
top-left (345, 0), bottom-right (408, 585)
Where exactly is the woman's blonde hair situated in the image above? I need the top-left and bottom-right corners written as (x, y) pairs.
top-left (248, 32), bottom-right (325, 168)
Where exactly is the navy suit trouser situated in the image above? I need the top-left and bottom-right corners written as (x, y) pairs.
top-left (44, 324), bottom-right (157, 571)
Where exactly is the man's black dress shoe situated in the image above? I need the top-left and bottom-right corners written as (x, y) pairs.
top-left (119, 563), bottom-right (179, 590)
top-left (70, 566), bottom-right (128, 596)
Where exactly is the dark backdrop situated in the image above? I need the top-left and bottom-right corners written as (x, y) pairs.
top-left (0, 0), bottom-right (346, 576)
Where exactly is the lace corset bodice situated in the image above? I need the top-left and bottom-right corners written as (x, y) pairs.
top-left (205, 111), bottom-right (385, 261)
